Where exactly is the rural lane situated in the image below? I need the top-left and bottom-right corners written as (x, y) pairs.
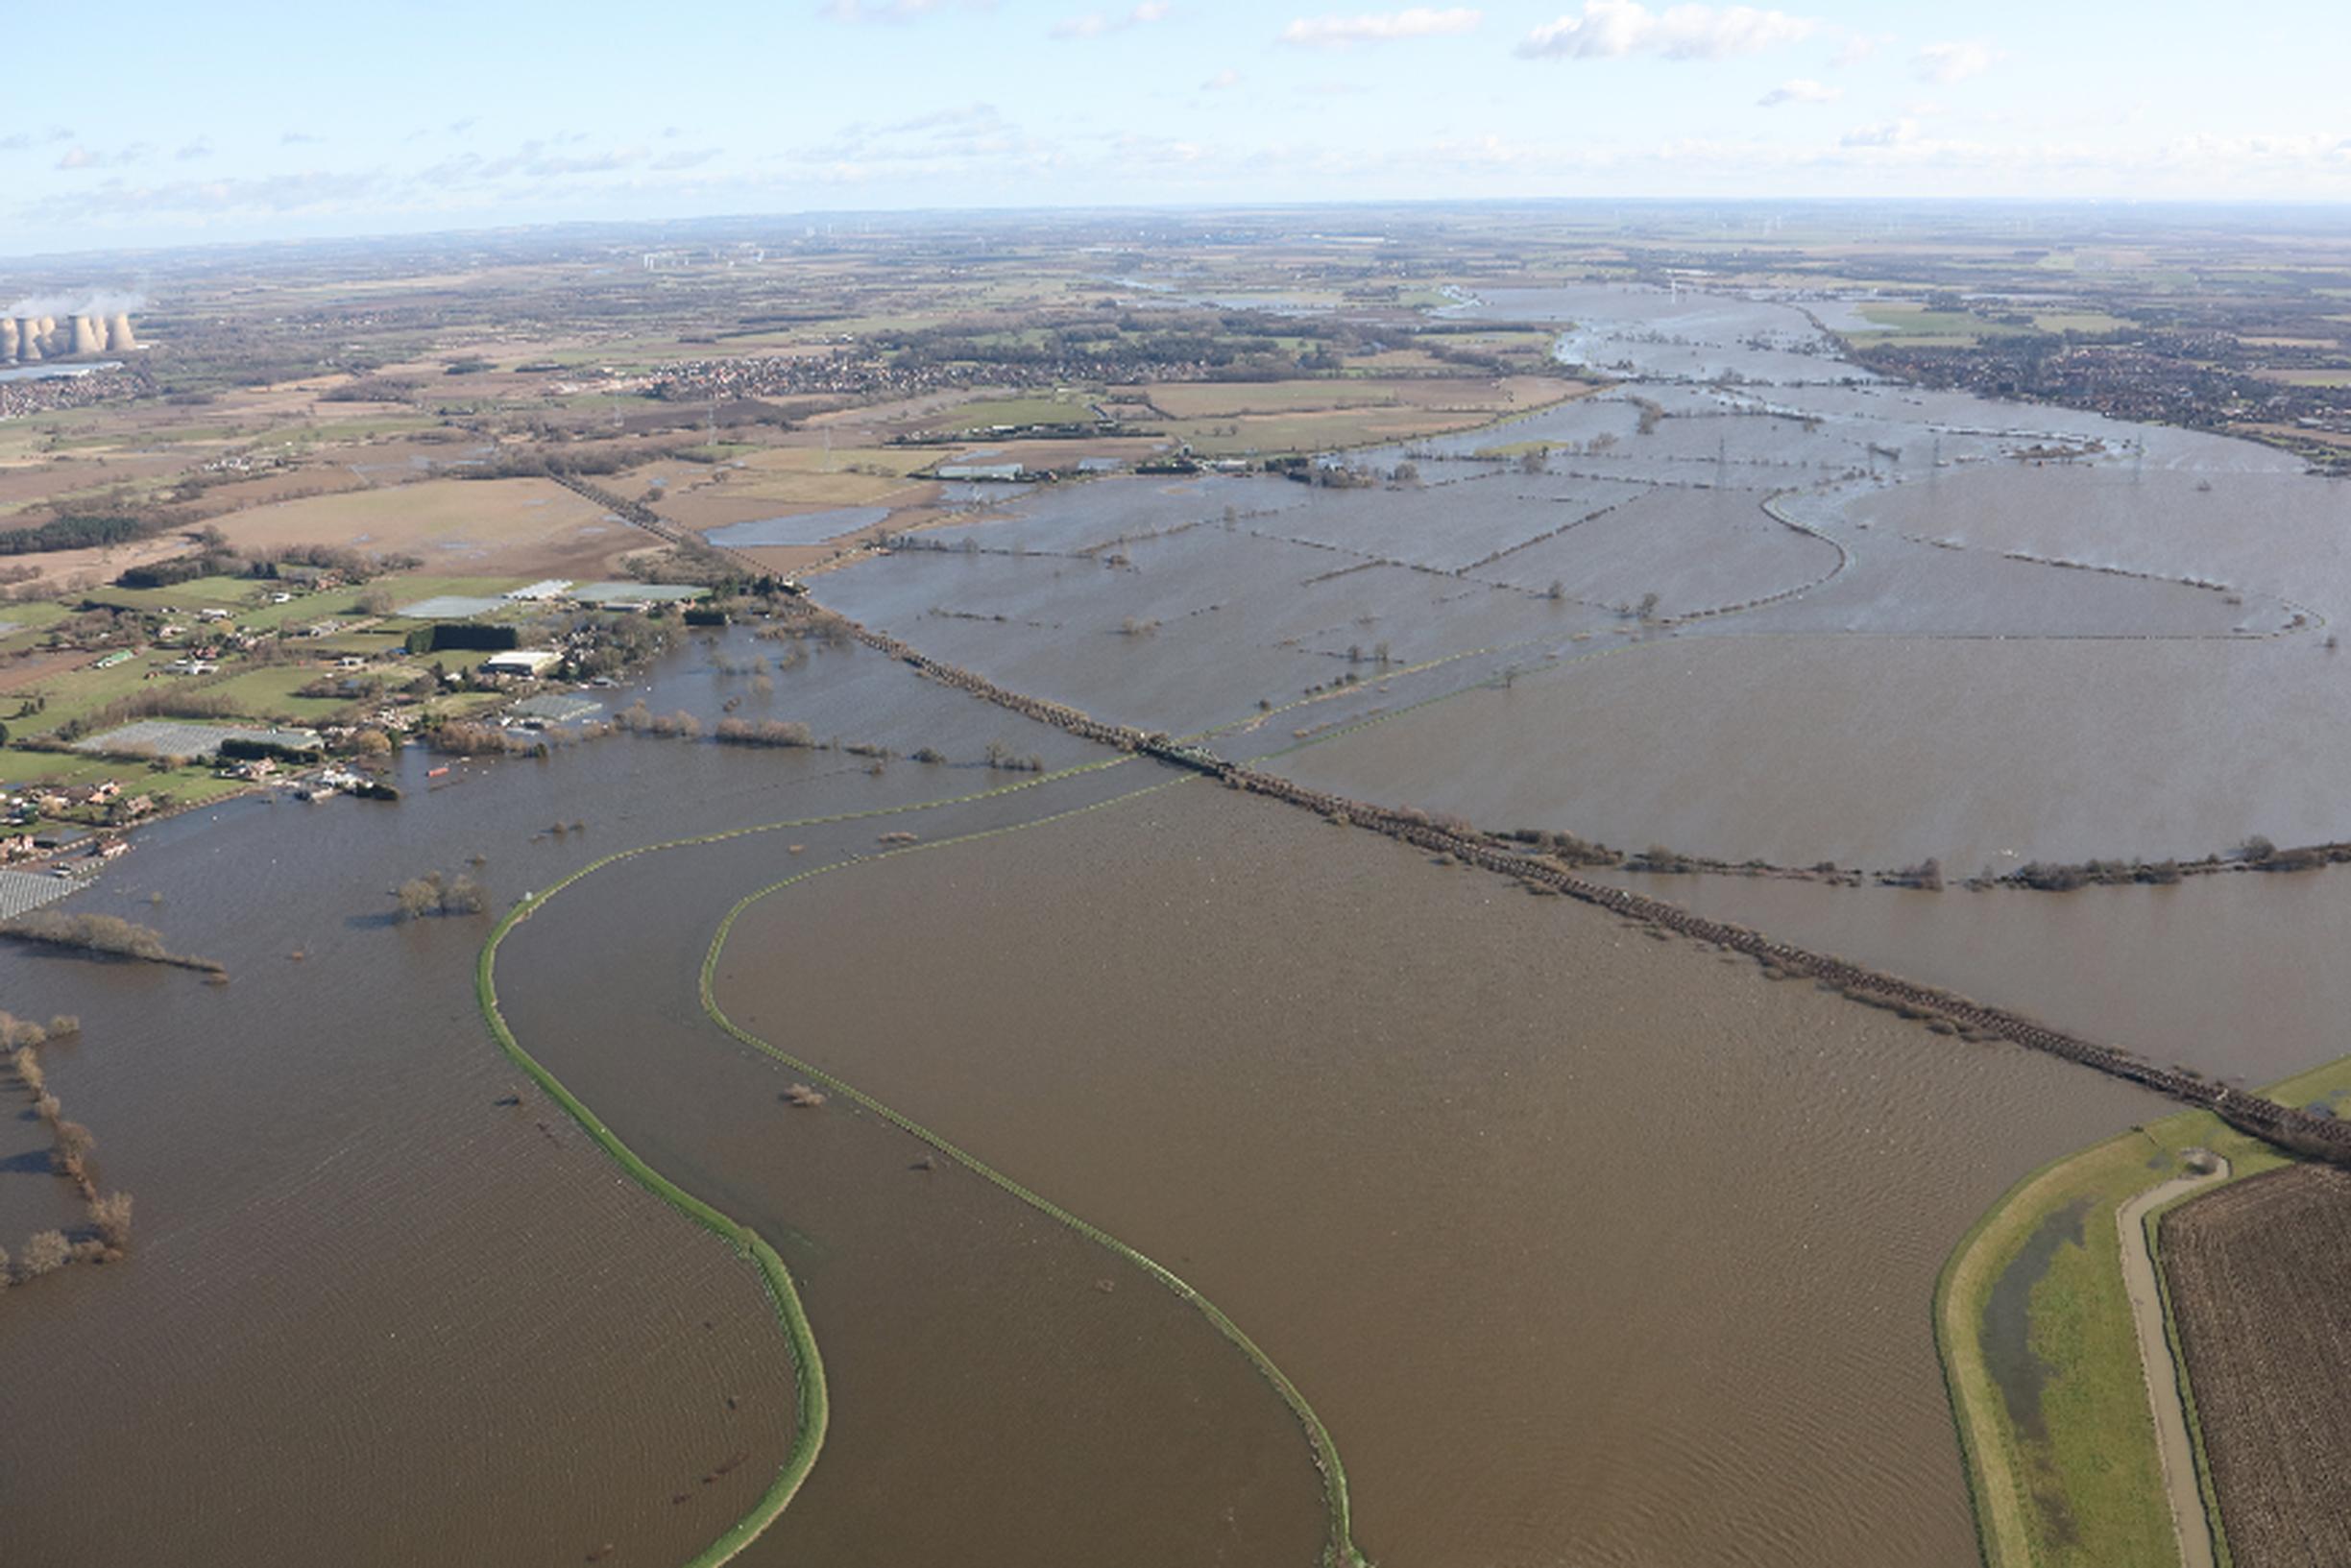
top-left (2119, 1155), bottom-right (2230, 1568)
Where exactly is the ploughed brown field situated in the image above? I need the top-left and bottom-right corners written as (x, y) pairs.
top-left (2160, 1165), bottom-right (2351, 1568)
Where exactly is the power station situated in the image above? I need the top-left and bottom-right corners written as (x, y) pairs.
top-left (1, 302), bottom-right (139, 363)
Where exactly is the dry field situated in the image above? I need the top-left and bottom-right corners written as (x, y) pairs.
top-left (210, 476), bottom-right (642, 578)
top-left (1126, 374), bottom-right (1577, 420)
top-left (2160, 1165), bottom-right (2351, 1568)
top-left (1111, 374), bottom-right (1588, 455)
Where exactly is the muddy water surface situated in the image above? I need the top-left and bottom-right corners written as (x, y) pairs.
top-left (487, 764), bottom-right (1331, 1567)
top-left (716, 783), bottom-right (2159, 1567)
top-left (1592, 868), bottom-right (2351, 1091)
top-left (0, 641), bottom-right (1125, 1567)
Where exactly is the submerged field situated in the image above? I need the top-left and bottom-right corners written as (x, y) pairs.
top-left (703, 782), bottom-right (2153, 1565)
top-left (10, 249), bottom-right (2351, 1568)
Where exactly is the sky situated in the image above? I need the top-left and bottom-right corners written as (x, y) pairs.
top-left (3, 0), bottom-right (2347, 257)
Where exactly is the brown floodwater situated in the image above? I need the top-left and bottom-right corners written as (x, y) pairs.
top-left (0, 794), bottom-right (800, 1568)
top-left (1589, 866), bottom-right (2351, 1092)
top-left (1272, 634), bottom-right (2351, 870)
top-left (704, 781), bottom-right (2159, 1566)
top-left (485, 765), bottom-right (1331, 1567)
top-left (0, 638), bottom-right (1132, 1567)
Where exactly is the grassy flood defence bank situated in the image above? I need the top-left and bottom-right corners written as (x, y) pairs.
top-left (1938, 1049), bottom-right (2351, 1568)
top-left (477, 897), bottom-right (827, 1568)
top-left (472, 764), bottom-right (1365, 1568)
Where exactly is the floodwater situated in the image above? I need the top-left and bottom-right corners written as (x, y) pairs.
top-left (711, 783), bottom-right (2158, 1567)
top-left (1586, 867), bottom-right (2351, 1092)
top-left (0, 639), bottom-right (1140, 1567)
top-left (1272, 634), bottom-right (2351, 870)
top-left (14, 269), bottom-right (2351, 1565)
top-left (487, 765), bottom-right (1331, 1566)
top-left (0, 770), bottom-right (800, 1568)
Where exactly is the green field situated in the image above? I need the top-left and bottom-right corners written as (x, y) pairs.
top-left (1940, 1049), bottom-right (2351, 1568)
top-left (200, 664), bottom-right (370, 724)
top-left (925, 392), bottom-right (1103, 430)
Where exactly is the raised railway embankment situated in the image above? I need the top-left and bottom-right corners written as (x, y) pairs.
top-left (803, 597), bottom-right (2351, 1170)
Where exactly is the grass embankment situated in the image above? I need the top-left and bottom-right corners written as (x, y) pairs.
top-left (474, 760), bottom-right (1364, 1568)
top-left (1938, 1050), bottom-right (2351, 1568)
top-left (480, 871), bottom-right (828, 1568)
top-left (481, 752), bottom-right (1363, 1568)
top-left (695, 784), bottom-right (1368, 1568)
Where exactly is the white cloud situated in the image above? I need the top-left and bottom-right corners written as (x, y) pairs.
top-left (818, 0), bottom-right (971, 22)
top-left (1913, 40), bottom-right (1998, 84)
top-left (1840, 118), bottom-right (1918, 148)
top-left (1829, 30), bottom-right (1886, 67)
top-left (1202, 67), bottom-right (1243, 89)
top-left (176, 137), bottom-right (215, 161)
top-left (1515, 1), bottom-right (1818, 60)
top-left (1757, 77), bottom-right (1839, 107)
top-left (1053, 2), bottom-right (1169, 38)
top-left (1280, 8), bottom-right (1481, 47)
top-left (55, 143), bottom-right (150, 171)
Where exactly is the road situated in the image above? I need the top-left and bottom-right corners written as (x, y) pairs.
top-left (2118, 1153), bottom-right (2230, 1568)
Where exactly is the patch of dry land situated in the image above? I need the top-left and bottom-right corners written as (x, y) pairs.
top-left (2160, 1165), bottom-right (2351, 1568)
top-left (209, 476), bottom-right (640, 577)
top-left (1113, 374), bottom-right (1589, 453)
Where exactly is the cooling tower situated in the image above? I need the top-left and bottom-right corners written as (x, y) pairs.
top-left (71, 315), bottom-right (101, 355)
top-left (106, 313), bottom-right (137, 351)
top-left (17, 320), bottom-right (39, 361)
top-left (0, 318), bottom-right (16, 359)
top-left (36, 316), bottom-right (57, 353)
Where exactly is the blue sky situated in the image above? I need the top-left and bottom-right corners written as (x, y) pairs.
top-left (3, 0), bottom-right (2346, 256)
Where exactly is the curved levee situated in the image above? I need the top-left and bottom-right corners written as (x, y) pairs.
top-left (476, 758), bottom-right (1365, 1567)
top-left (693, 777), bottom-right (1367, 1568)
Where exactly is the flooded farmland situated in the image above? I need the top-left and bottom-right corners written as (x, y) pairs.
top-left (710, 783), bottom-right (2157, 1566)
top-left (13, 269), bottom-right (2351, 1566)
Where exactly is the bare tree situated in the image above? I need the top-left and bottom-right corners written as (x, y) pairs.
top-left (18, 1230), bottom-right (68, 1279)
top-left (91, 1192), bottom-right (133, 1249)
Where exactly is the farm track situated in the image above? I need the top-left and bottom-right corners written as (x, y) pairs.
top-left (2120, 1158), bottom-right (2229, 1568)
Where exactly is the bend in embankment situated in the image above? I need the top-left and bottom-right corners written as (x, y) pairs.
top-left (479, 897), bottom-right (826, 1568)
top-left (477, 762), bottom-right (1364, 1568)
top-left (470, 767), bottom-right (1131, 1565)
top-left (694, 784), bottom-right (1367, 1568)
top-left (1936, 1042), bottom-right (2351, 1568)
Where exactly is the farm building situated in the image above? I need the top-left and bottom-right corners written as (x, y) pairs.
top-left (482, 649), bottom-right (562, 677)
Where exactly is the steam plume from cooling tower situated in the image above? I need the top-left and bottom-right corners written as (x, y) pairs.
top-left (1, 291), bottom-right (147, 356)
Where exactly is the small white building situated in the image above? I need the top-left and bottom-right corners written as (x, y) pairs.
top-left (482, 649), bottom-right (562, 677)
